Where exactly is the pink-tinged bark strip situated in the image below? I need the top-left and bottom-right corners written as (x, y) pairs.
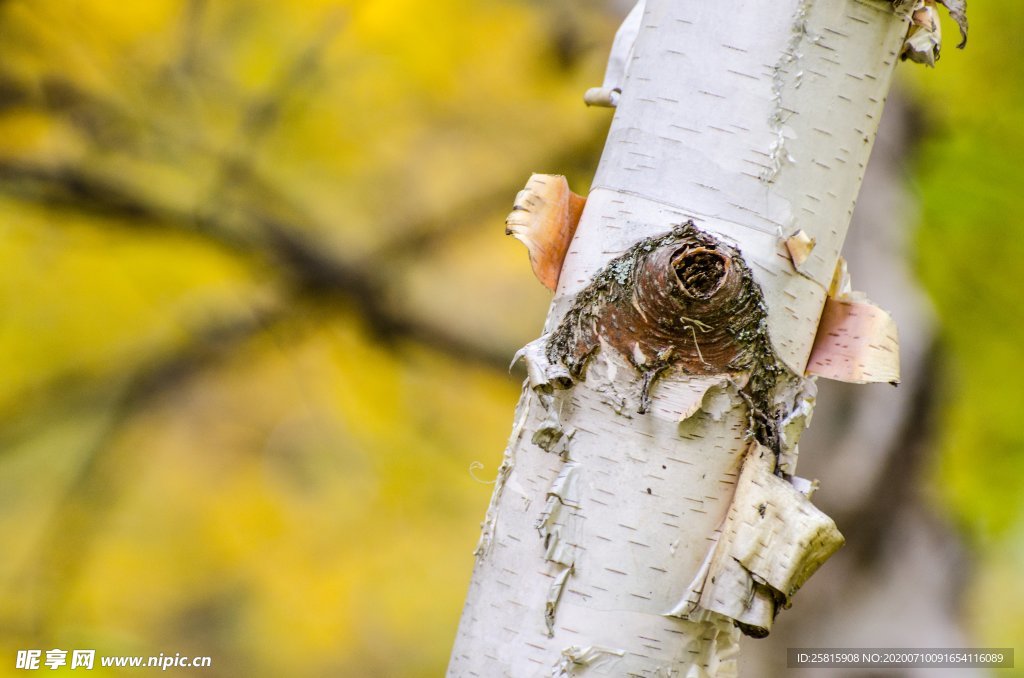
top-left (805, 296), bottom-right (900, 384)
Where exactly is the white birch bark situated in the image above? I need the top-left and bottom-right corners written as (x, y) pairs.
top-left (450, 2), bottom-right (910, 675)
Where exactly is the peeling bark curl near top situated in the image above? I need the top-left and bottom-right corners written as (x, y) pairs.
top-left (506, 174), bottom-right (586, 291)
top-left (897, 0), bottom-right (968, 66)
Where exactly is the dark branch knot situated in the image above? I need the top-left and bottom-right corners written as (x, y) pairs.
top-left (545, 221), bottom-right (788, 447)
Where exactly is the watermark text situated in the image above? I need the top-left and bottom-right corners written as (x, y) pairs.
top-left (16, 650), bottom-right (212, 671)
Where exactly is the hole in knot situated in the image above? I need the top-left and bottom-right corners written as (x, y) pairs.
top-left (672, 246), bottom-right (729, 298)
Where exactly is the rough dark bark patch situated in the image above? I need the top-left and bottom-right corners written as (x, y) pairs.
top-left (546, 222), bottom-right (786, 445)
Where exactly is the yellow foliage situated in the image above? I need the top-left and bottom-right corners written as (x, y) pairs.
top-left (0, 0), bottom-right (1018, 673)
top-left (0, 199), bottom-right (257, 412)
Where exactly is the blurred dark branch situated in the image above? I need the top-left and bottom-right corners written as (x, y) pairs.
top-left (200, 8), bottom-right (345, 220)
top-left (26, 303), bottom-right (288, 636)
top-left (0, 68), bottom-right (609, 268)
top-left (242, 13), bottom-right (345, 140)
top-left (0, 160), bottom-right (220, 233)
top-left (258, 217), bottom-right (516, 366)
top-left (0, 300), bottom-right (285, 455)
top-left (0, 159), bottom-right (509, 372)
top-left (175, 0), bottom-right (208, 77)
top-left (368, 120), bottom-right (609, 262)
top-left (0, 73), bottom-right (31, 114)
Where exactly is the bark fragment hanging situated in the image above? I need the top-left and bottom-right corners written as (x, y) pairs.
top-left (900, 0), bottom-right (942, 66)
top-left (668, 443), bottom-right (844, 638)
top-left (583, 0), bottom-right (645, 108)
top-left (804, 258), bottom-right (901, 384)
top-left (938, 0), bottom-right (968, 47)
top-left (898, 0), bottom-right (968, 66)
top-left (506, 174), bottom-right (586, 291)
top-left (545, 222), bottom-right (784, 427)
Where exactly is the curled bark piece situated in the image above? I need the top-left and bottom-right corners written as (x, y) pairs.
top-left (784, 229), bottom-right (816, 271)
top-left (699, 381), bottom-right (738, 423)
top-left (583, 0), bottom-right (645, 108)
top-left (937, 0), bottom-right (968, 48)
top-left (535, 461), bottom-right (582, 567)
top-left (513, 335), bottom-right (574, 394)
top-left (776, 380), bottom-right (817, 475)
top-left (531, 407), bottom-right (574, 459)
top-left (807, 257), bottom-right (899, 383)
top-left (701, 557), bottom-right (778, 639)
top-left (670, 376), bottom-right (726, 423)
top-left (550, 646), bottom-right (625, 677)
top-left (669, 443), bottom-right (844, 638)
top-left (532, 421), bottom-right (573, 459)
top-left (506, 174), bottom-right (586, 291)
top-left (900, 0), bottom-right (942, 66)
top-left (545, 565), bottom-right (573, 637)
top-left (828, 256), bottom-right (852, 298)
top-left (730, 463), bottom-right (842, 602)
top-left (805, 296), bottom-right (901, 384)
top-left (583, 87), bottom-right (620, 108)
top-left (788, 475), bottom-right (819, 500)
top-left (644, 374), bottom-right (747, 424)
top-left (547, 222), bottom-right (783, 423)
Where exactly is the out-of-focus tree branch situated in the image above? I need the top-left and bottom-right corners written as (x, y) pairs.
top-left (0, 61), bottom-right (609, 268)
top-left (837, 339), bottom-right (941, 565)
top-left (0, 150), bottom-right (518, 609)
top-left (0, 1), bottom-right (615, 643)
top-left (367, 121), bottom-right (608, 262)
top-left (25, 303), bottom-right (287, 636)
top-left (0, 159), bottom-right (511, 364)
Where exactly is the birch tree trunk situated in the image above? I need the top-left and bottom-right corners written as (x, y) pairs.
top-left (450, 2), bottom-right (913, 675)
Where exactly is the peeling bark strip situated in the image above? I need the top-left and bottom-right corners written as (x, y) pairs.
top-left (506, 174), bottom-right (586, 291)
top-left (784, 230), bottom-right (816, 271)
top-left (806, 296), bottom-right (900, 383)
top-left (583, 0), bottom-right (646, 108)
top-left (805, 256), bottom-right (901, 384)
top-left (451, 1), bottom-right (913, 675)
top-left (669, 443), bottom-right (844, 639)
top-left (938, 0), bottom-right (969, 47)
top-left (550, 645), bottom-right (626, 677)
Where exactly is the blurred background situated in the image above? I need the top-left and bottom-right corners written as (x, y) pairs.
top-left (0, 1), bottom-right (1021, 676)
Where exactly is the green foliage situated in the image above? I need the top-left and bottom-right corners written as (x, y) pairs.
top-left (908, 2), bottom-right (1024, 538)
top-left (906, 1), bottom-right (1024, 655)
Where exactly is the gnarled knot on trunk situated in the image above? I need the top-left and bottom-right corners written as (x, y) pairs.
top-left (672, 246), bottom-right (729, 299)
top-left (546, 221), bottom-right (781, 419)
